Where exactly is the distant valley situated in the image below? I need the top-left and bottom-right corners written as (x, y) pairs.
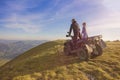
top-left (0, 40), bottom-right (48, 66)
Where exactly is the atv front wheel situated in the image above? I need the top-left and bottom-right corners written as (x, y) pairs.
top-left (77, 48), bottom-right (89, 61)
top-left (64, 47), bottom-right (70, 55)
top-left (91, 44), bottom-right (103, 58)
top-left (64, 42), bottom-right (71, 55)
top-left (96, 44), bottom-right (103, 56)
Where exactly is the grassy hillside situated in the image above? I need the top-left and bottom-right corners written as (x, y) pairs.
top-left (0, 40), bottom-right (120, 80)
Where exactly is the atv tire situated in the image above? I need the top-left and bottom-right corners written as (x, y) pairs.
top-left (96, 44), bottom-right (103, 56)
top-left (64, 42), bottom-right (71, 55)
top-left (91, 44), bottom-right (103, 58)
top-left (77, 48), bottom-right (89, 61)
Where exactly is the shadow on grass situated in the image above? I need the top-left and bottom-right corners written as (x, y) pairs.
top-left (21, 53), bottom-right (83, 72)
top-left (0, 53), bottom-right (84, 79)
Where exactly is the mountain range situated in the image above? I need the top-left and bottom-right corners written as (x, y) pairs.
top-left (0, 40), bottom-right (48, 66)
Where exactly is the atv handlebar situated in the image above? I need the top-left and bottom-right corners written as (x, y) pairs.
top-left (66, 32), bottom-right (73, 37)
top-left (66, 32), bottom-right (102, 40)
top-left (66, 35), bottom-right (73, 37)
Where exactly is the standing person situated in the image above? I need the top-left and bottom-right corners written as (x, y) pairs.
top-left (69, 19), bottom-right (81, 40)
top-left (82, 22), bottom-right (88, 39)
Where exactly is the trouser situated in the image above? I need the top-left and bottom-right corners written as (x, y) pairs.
top-left (73, 32), bottom-right (81, 49)
top-left (79, 32), bottom-right (82, 39)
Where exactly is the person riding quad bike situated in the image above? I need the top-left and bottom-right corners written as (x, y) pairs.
top-left (69, 19), bottom-right (82, 40)
top-left (64, 19), bottom-right (106, 60)
top-left (68, 19), bottom-right (82, 48)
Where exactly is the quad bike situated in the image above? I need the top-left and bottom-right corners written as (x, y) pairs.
top-left (64, 32), bottom-right (106, 61)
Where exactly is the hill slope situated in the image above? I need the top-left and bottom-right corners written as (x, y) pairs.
top-left (0, 40), bottom-right (120, 80)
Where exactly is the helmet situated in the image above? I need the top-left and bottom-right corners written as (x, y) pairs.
top-left (82, 22), bottom-right (86, 25)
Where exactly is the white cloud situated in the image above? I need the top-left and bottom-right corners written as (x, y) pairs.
top-left (0, 0), bottom-right (47, 33)
top-left (86, 12), bottom-right (120, 40)
top-left (0, 0), bottom-right (120, 40)
top-left (88, 0), bottom-right (120, 30)
top-left (0, 13), bottom-right (46, 33)
top-left (103, 0), bottom-right (120, 11)
top-left (5, 23), bottom-right (40, 33)
top-left (80, 0), bottom-right (120, 40)
top-left (5, 0), bottom-right (42, 11)
top-left (1, 0), bottom-right (107, 33)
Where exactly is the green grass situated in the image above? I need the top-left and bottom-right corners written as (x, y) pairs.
top-left (0, 40), bottom-right (120, 80)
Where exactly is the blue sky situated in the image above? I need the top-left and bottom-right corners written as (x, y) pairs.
top-left (0, 0), bottom-right (120, 40)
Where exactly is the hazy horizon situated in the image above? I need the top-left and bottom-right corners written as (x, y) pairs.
top-left (0, 0), bottom-right (120, 40)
